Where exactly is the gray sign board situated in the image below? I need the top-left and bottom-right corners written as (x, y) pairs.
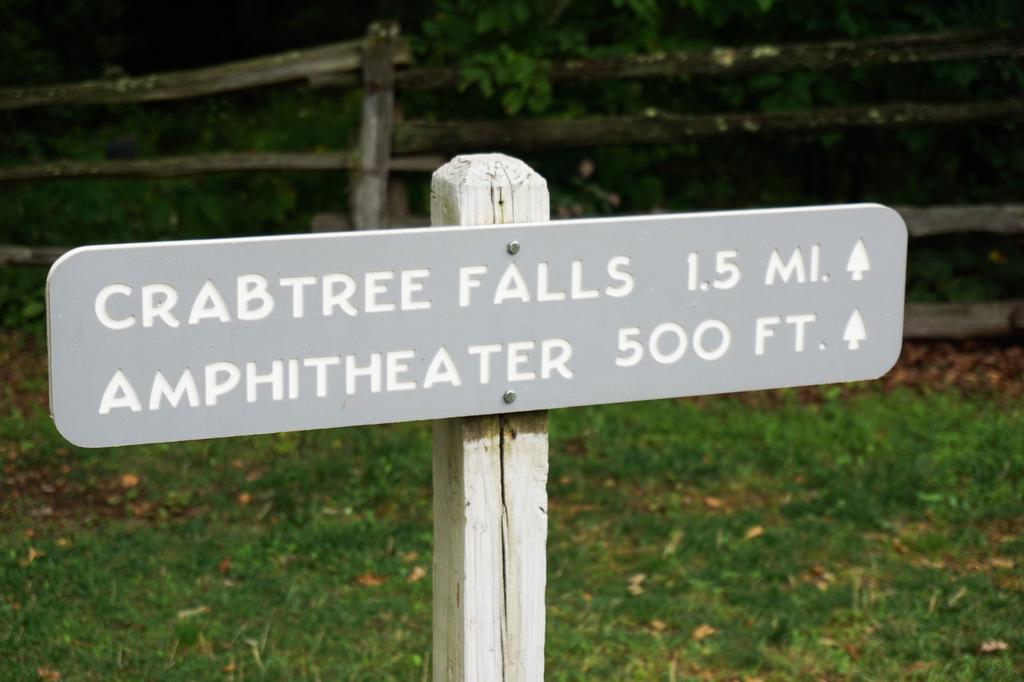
top-left (47, 204), bottom-right (907, 447)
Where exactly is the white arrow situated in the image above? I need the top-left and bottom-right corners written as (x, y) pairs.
top-left (843, 309), bottom-right (867, 350)
top-left (846, 239), bottom-right (870, 281)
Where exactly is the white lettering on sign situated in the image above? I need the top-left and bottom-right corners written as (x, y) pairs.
top-left (693, 319), bottom-right (731, 360)
top-left (49, 206), bottom-right (907, 447)
top-left (190, 281), bottom-right (232, 324)
top-left (85, 237), bottom-right (886, 416)
top-left (365, 272), bottom-right (396, 313)
top-left (95, 284), bottom-right (134, 330)
top-left (205, 362), bottom-right (240, 405)
top-left (141, 284), bottom-right (179, 328)
top-left (237, 275), bottom-right (274, 321)
top-left (615, 320), bottom-right (733, 367)
top-left (423, 347), bottom-right (461, 388)
top-left (149, 369), bottom-right (199, 409)
top-left (98, 369), bottom-right (142, 413)
top-left (401, 270), bottom-right (432, 311)
top-left (93, 259), bottom-right (633, 330)
top-left (323, 273), bottom-right (358, 316)
top-left (99, 268), bottom-right (444, 328)
top-left (387, 350), bottom-right (417, 391)
top-left (95, 337), bottom-right (584, 413)
top-left (606, 256), bottom-right (634, 297)
top-left (279, 275), bottom-right (317, 318)
top-left (686, 250), bottom-right (741, 291)
top-left (765, 245), bottom-right (823, 285)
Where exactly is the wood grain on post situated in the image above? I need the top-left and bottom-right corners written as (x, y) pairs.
top-left (351, 22), bottom-right (399, 230)
top-left (430, 155), bottom-right (550, 681)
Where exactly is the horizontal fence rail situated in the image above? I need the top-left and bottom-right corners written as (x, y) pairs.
top-left (0, 153), bottom-right (443, 182)
top-left (6, 99), bottom-right (1019, 182)
top-left (393, 99), bottom-right (1024, 153)
top-left (3, 29), bottom-right (1019, 109)
top-left (389, 28), bottom-right (1024, 91)
top-left (2, 204), bottom-right (1021, 268)
top-left (896, 204), bottom-right (1024, 237)
top-left (0, 245), bottom-right (67, 267)
top-left (0, 38), bottom-right (411, 111)
top-left (903, 300), bottom-right (1024, 339)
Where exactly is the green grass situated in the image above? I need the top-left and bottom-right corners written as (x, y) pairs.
top-left (1, 382), bottom-right (1022, 680)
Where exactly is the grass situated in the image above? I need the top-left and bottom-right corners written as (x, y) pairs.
top-left (1, 368), bottom-right (1022, 679)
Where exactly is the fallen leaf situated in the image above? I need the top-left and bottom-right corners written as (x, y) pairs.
top-left (803, 564), bottom-right (835, 591)
top-left (913, 557), bottom-right (944, 570)
top-left (989, 557), bottom-right (1014, 570)
top-left (649, 619), bottom-right (667, 632)
top-left (236, 492), bottom-right (252, 506)
top-left (21, 547), bottom-right (45, 567)
top-left (407, 566), bottom-right (427, 583)
top-left (744, 525), bottom-right (764, 540)
top-left (692, 624), bottom-right (717, 641)
top-left (356, 572), bottom-right (386, 587)
top-left (119, 473), bottom-right (139, 489)
top-left (662, 529), bottom-right (683, 557)
top-left (36, 668), bottom-right (61, 681)
top-left (177, 605), bottom-right (210, 620)
top-left (400, 551), bottom-right (419, 563)
top-left (978, 640), bottom-right (1009, 654)
top-left (946, 586), bottom-right (968, 607)
top-left (703, 496), bottom-right (724, 509)
top-left (627, 573), bottom-right (646, 596)
top-left (222, 661), bottom-right (237, 673)
top-left (217, 557), bottom-right (232, 575)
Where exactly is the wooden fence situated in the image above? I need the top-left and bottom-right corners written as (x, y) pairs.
top-left (1, 23), bottom-right (1022, 339)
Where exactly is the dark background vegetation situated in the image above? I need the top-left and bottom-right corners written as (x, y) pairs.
top-left (2, 3), bottom-right (1023, 678)
top-left (1, 0), bottom-right (1022, 327)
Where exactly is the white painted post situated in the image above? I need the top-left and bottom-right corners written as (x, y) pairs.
top-left (430, 154), bottom-right (550, 681)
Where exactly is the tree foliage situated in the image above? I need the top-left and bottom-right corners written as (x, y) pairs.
top-left (0, 0), bottom-right (1022, 326)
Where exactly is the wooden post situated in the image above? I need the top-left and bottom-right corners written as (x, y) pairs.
top-left (351, 21), bottom-right (398, 230)
top-left (430, 155), bottom-right (550, 681)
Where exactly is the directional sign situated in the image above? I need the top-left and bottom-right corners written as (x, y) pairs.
top-left (47, 204), bottom-right (907, 447)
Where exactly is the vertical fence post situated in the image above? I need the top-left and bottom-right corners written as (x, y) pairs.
top-left (430, 154), bottom-right (550, 681)
top-left (351, 21), bottom-right (398, 230)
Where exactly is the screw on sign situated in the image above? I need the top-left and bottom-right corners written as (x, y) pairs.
top-left (45, 154), bottom-right (907, 680)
